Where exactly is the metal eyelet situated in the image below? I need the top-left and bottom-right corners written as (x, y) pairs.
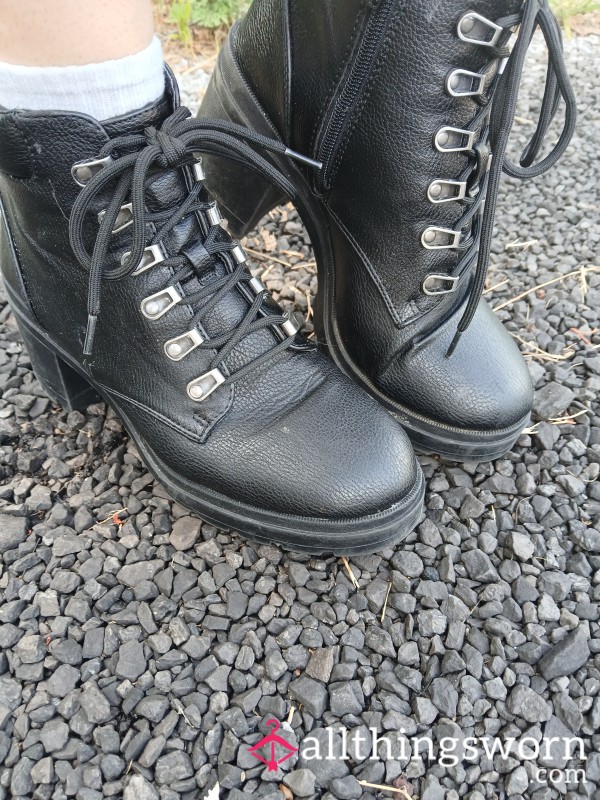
top-left (121, 244), bottom-right (166, 276)
top-left (71, 156), bottom-right (113, 186)
top-left (164, 328), bottom-right (204, 361)
top-left (421, 227), bottom-right (461, 250)
top-left (206, 204), bottom-right (222, 226)
top-left (434, 127), bottom-right (476, 153)
top-left (187, 368), bottom-right (226, 402)
top-left (98, 202), bottom-right (133, 234)
top-left (427, 180), bottom-right (468, 204)
top-left (422, 274), bottom-right (460, 296)
top-left (446, 69), bottom-right (486, 98)
top-left (141, 286), bottom-right (183, 320)
top-left (231, 245), bottom-right (247, 264)
top-left (457, 12), bottom-right (503, 47)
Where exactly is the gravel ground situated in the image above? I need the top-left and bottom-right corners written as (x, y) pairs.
top-left (0, 32), bottom-right (599, 800)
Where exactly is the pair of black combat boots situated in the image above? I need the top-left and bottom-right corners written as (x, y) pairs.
top-left (0, 0), bottom-right (575, 553)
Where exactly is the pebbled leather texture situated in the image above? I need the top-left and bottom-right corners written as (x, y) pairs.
top-left (0, 83), bottom-right (421, 523)
top-left (378, 300), bottom-right (533, 431)
top-left (236, 0), bottom-right (291, 142)
top-left (217, 0), bottom-right (534, 435)
top-left (287, 0), bottom-right (370, 153)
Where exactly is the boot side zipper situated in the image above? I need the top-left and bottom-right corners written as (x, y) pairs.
top-left (315, 0), bottom-right (397, 193)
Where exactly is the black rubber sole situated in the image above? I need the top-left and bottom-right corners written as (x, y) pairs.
top-left (7, 287), bottom-right (424, 556)
top-left (201, 35), bottom-right (530, 463)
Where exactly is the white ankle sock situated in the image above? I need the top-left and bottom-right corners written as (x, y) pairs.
top-left (0, 36), bottom-right (165, 121)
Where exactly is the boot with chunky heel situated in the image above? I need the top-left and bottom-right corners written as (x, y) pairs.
top-left (0, 69), bottom-right (425, 554)
top-left (198, 0), bottom-right (576, 461)
top-left (17, 323), bottom-right (101, 412)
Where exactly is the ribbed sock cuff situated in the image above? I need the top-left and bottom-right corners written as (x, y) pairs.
top-left (0, 36), bottom-right (165, 121)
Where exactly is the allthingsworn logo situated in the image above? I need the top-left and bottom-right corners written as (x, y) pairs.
top-left (247, 719), bottom-right (298, 771)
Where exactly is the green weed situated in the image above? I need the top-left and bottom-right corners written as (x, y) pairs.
top-left (167, 0), bottom-right (248, 44)
top-left (550, 0), bottom-right (600, 36)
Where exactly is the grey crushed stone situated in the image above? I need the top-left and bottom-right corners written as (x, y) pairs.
top-left (538, 625), bottom-right (591, 680)
top-left (0, 31), bottom-right (598, 800)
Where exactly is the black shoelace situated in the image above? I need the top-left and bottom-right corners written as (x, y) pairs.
top-left (445, 0), bottom-right (576, 356)
top-left (69, 106), bottom-right (321, 385)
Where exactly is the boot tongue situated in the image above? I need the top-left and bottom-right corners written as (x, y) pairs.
top-left (102, 66), bottom-right (179, 139)
top-left (101, 76), bottom-right (291, 373)
top-left (102, 93), bottom-right (173, 139)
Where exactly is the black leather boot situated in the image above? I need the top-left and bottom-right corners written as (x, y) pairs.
top-left (0, 70), bottom-right (425, 554)
top-left (198, 0), bottom-right (576, 460)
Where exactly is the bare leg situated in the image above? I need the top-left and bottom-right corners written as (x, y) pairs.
top-left (0, 0), bottom-right (154, 66)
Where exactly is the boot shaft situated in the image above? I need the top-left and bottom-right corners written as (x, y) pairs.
top-left (236, 0), bottom-right (367, 151)
top-left (235, 0), bottom-right (524, 153)
top-left (0, 86), bottom-right (177, 286)
top-left (235, 0), bottom-right (524, 311)
top-left (0, 76), bottom-right (297, 420)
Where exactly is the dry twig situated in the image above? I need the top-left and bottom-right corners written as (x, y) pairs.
top-left (493, 265), bottom-right (600, 312)
top-left (341, 557), bottom-right (360, 589)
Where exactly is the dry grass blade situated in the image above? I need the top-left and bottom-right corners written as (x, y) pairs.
top-left (580, 264), bottom-right (591, 300)
top-left (305, 292), bottom-right (314, 320)
top-left (286, 706), bottom-right (295, 725)
top-left (505, 238), bottom-right (539, 250)
top-left (493, 265), bottom-right (600, 312)
top-left (380, 581), bottom-right (392, 623)
top-left (512, 334), bottom-right (575, 363)
top-left (98, 507), bottom-right (128, 525)
top-left (341, 557), bottom-right (360, 589)
top-left (524, 409), bottom-right (588, 434)
top-left (520, 350), bottom-right (574, 363)
top-left (483, 278), bottom-right (509, 295)
top-left (243, 246), bottom-right (293, 269)
top-left (172, 698), bottom-right (196, 727)
top-left (548, 408), bottom-right (589, 424)
top-left (358, 780), bottom-right (416, 798)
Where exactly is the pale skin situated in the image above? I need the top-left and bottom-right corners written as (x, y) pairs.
top-left (0, 0), bottom-right (155, 66)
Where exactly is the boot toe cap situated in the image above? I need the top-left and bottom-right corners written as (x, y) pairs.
top-left (380, 300), bottom-right (534, 434)
top-left (220, 363), bottom-right (422, 520)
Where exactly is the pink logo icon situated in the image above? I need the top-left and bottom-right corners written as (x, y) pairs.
top-left (247, 719), bottom-right (298, 772)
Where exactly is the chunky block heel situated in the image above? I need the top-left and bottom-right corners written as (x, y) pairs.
top-left (18, 323), bottom-right (101, 412)
top-left (200, 51), bottom-right (288, 238)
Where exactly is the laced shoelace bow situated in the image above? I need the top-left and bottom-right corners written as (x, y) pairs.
top-left (444, 0), bottom-right (576, 357)
top-left (69, 106), bottom-right (321, 387)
